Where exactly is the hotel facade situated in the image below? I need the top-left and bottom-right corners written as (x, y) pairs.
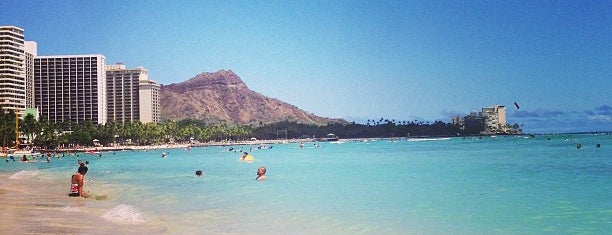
top-left (138, 77), bottom-right (161, 123)
top-left (452, 104), bottom-right (511, 135)
top-left (0, 26), bottom-right (27, 116)
top-left (34, 54), bottom-right (107, 124)
top-left (106, 63), bottom-right (160, 123)
top-left (481, 105), bottom-right (507, 134)
top-left (4, 25), bottom-right (160, 127)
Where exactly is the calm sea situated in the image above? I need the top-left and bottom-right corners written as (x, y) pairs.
top-left (3, 134), bottom-right (611, 234)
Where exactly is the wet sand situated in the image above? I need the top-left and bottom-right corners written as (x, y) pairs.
top-left (0, 172), bottom-right (163, 235)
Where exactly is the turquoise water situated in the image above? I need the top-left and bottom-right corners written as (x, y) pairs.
top-left (3, 134), bottom-right (611, 234)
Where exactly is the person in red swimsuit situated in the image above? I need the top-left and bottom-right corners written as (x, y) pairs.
top-left (69, 165), bottom-right (88, 197)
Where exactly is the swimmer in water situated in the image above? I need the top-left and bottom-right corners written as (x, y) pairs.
top-left (196, 170), bottom-right (203, 177)
top-left (256, 166), bottom-right (266, 181)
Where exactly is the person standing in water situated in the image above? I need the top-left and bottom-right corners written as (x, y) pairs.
top-left (69, 165), bottom-right (88, 197)
top-left (256, 166), bottom-right (266, 181)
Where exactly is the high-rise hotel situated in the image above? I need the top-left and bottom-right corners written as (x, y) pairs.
top-left (0, 26), bottom-right (28, 116)
top-left (34, 55), bottom-right (107, 124)
top-left (3, 25), bottom-right (160, 126)
top-left (106, 63), bottom-right (160, 123)
top-left (138, 77), bottom-right (161, 123)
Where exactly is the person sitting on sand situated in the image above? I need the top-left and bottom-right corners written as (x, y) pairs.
top-left (256, 166), bottom-right (266, 181)
top-left (69, 165), bottom-right (88, 197)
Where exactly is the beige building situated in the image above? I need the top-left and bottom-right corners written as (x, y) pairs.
top-left (0, 26), bottom-right (27, 116)
top-left (24, 41), bottom-right (36, 109)
top-left (139, 79), bottom-right (160, 123)
top-left (106, 63), bottom-right (160, 123)
top-left (482, 105), bottom-right (506, 134)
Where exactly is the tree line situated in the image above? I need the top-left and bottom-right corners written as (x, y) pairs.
top-left (3, 110), bottom-right (480, 150)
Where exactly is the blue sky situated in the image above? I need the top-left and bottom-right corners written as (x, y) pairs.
top-left (1, 0), bottom-right (610, 133)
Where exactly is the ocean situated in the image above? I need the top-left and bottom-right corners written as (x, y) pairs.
top-left (2, 134), bottom-right (610, 234)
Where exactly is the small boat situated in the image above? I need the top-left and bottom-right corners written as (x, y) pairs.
top-left (325, 133), bottom-right (340, 142)
top-left (10, 149), bottom-right (42, 156)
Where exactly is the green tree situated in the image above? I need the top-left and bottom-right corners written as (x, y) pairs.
top-left (20, 113), bottom-right (38, 144)
top-left (34, 118), bottom-right (61, 149)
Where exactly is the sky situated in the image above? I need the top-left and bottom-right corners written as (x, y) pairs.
top-left (1, 0), bottom-right (610, 133)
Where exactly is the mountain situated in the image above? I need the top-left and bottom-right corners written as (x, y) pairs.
top-left (160, 70), bottom-right (345, 125)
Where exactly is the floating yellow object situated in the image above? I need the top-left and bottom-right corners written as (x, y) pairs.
top-left (242, 155), bottom-right (254, 161)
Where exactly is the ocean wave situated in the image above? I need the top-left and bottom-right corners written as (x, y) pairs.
top-left (61, 206), bottom-right (81, 212)
top-left (9, 170), bottom-right (39, 179)
top-left (407, 137), bottom-right (451, 142)
top-left (102, 204), bottom-right (145, 224)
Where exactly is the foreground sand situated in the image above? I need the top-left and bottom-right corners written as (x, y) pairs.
top-left (0, 172), bottom-right (163, 235)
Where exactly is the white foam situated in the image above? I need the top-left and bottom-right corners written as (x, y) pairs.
top-left (61, 206), bottom-right (80, 212)
top-left (9, 170), bottom-right (38, 179)
top-left (407, 137), bottom-right (451, 142)
top-left (102, 204), bottom-right (145, 224)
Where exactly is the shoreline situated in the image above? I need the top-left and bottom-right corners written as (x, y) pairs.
top-left (0, 172), bottom-right (163, 234)
top-left (2, 133), bottom-right (568, 157)
top-left (3, 138), bottom-right (319, 156)
top-left (0, 136), bottom-right (524, 157)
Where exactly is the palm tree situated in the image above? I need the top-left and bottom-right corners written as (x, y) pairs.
top-left (20, 113), bottom-right (38, 144)
top-left (35, 118), bottom-right (60, 149)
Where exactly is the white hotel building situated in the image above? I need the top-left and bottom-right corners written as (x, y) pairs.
top-left (0, 26), bottom-right (28, 116)
top-left (34, 55), bottom-right (107, 124)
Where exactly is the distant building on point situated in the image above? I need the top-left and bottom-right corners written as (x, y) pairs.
top-left (452, 104), bottom-right (518, 135)
top-left (481, 105), bottom-right (507, 134)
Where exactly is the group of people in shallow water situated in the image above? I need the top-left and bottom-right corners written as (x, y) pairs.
top-left (162, 150), bottom-right (266, 181)
top-left (194, 151), bottom-right (266, 181)
top-left (240, 152), bottom-right (266, 181)
top-left (576, 143), bottom-right (602, 149)
top-left (5, 151), bottom-right (103, 163)
top-left (25, 138), bottom-right (594, 198)
top-left (193, 165), bottom-right (266, 181)
top-left (193, 151), bottom-right (266, 181)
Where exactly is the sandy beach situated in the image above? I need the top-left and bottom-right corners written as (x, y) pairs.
top-left (0, 172), bottom-right (162, 235)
